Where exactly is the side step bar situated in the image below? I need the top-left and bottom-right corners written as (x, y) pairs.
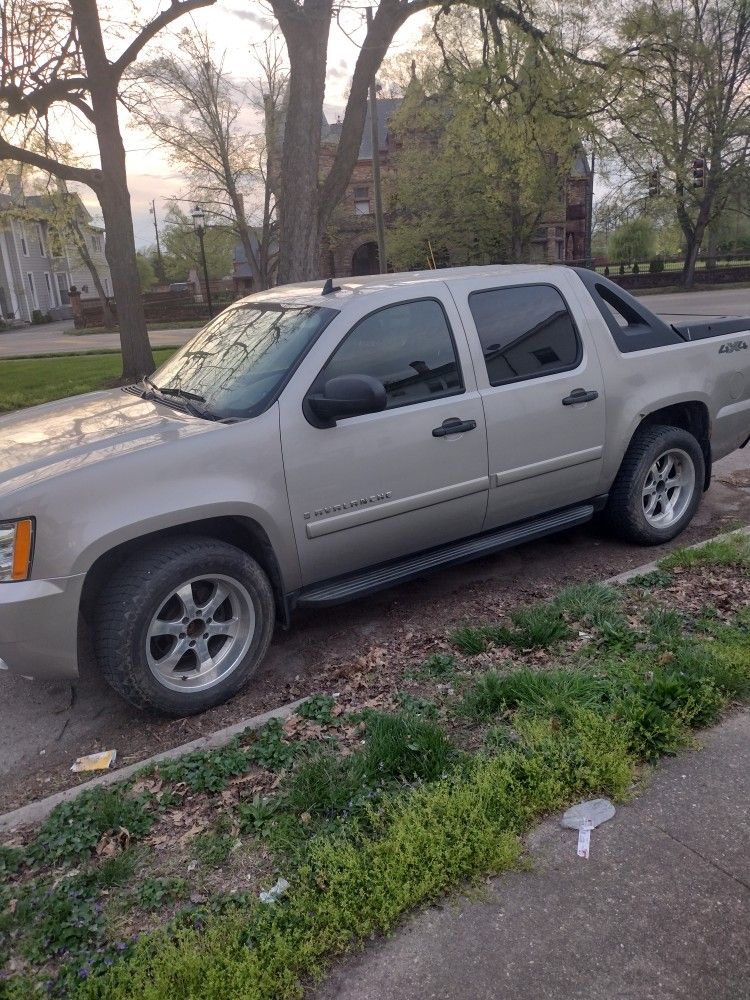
top-left (294, 503), bottom-right (595, 609)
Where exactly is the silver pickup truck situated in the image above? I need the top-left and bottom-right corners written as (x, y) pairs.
top-left (1, 265), bottom-right (749, 714)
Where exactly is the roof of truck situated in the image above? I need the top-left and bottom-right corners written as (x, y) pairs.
top-left (239, 264), bottom-right (574, 310)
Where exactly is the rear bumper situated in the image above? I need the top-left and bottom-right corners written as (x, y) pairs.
top-left (0, 574), bottom-right (84, 680)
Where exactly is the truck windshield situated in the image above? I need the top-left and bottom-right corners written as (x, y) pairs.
top-left (150, 302), bottom-right (337, 420)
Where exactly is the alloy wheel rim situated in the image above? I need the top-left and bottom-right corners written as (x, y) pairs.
top-left (641, 448), bottom-right (696, 529)
top-left (146, 574), bottom-right (255, 692)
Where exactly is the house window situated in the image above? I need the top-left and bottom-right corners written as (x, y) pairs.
top-left (37, 223), bottom-right (45, 256)
top-left (26, 272), bottom-right (39, 310)
top-left (44, 272), bottom-right (54, 305)
top-left (19, 225), bottom-right (28, 256)
top-left (103, 277), bottom-right (111, 296)
top-left (353, 185), bottom-right (371, 215)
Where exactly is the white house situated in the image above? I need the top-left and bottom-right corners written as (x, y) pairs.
top-left (0, 176), bottom-right (113, 323)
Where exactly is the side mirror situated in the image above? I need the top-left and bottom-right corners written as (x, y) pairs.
top-left (307, 374), bottom-right (387, 427)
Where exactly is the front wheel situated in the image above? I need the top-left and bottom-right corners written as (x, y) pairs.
top-left (94, 536), bottom-right (275, 715)
top-left (605, 425), bottom-right (705, 545)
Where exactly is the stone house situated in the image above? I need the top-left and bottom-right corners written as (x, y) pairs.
top-left (0, 175), bottom-right (112, 323)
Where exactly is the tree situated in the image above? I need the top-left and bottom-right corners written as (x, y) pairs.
top-left (382, 10), bottom-right (598, 268)
top-left (0, 0), bottom-right (217, 378)
top-left (136, 252), bottom-right (158, 291)
top-left (609, 217), bottom-right (656, 263)
top-left (267, 0), bottom-right (604, 283)
top-left (129, 32), bottom-right (283, 290)
top-left (159, 204), bottom-right (234, 284)
top-left (607, 0), bottom-right (750, 287)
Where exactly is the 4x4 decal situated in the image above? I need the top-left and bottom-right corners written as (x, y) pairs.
top-left (719, 340), bottom-right (748, 354)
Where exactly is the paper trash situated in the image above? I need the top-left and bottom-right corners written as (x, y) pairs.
top-left (71, 750), bottom-right (117, 772)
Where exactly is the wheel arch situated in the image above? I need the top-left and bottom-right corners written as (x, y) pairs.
top-left (627, 400), bottom-right (711, 491)
top-left (79, 516), bottom-right (291, 636)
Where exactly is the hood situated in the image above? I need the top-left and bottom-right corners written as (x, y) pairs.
top-left (0, 388), bottom-right (217, 499)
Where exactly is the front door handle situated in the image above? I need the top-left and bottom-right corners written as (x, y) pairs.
top-left (562, 388), bottom-right (599, 406)
top-left (432, 417), bottom-right (477, 437)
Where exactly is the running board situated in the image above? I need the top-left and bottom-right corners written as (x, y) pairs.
top-left (294, 503), bottom-right (595, 609)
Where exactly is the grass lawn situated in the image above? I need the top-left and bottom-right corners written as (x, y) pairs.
top-left (0, 349), bottom-right (177, 414)
top-left (2, 531), bottom-right (749, 999)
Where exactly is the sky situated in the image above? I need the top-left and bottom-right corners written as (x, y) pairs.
top-left (66, 0), bottom-right (427, 249)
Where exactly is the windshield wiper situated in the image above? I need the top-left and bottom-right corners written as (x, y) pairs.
top-left (140, 379), bottom-right (216, 420)
top-left (157, 385), bottom-right (206, 403)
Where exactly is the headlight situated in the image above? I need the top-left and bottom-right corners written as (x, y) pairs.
top-left (0, 519), bottom-right (34, 582)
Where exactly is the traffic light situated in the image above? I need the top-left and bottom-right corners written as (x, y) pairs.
top-left (648, 169), bottom-right (660, 197)
top-left (693, 158), bottom-right (705, 188)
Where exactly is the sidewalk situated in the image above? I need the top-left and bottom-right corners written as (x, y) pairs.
top-left (316, 711), bottom-right (750, 1000)
top-left (0, 323), bottom-right (194, 358)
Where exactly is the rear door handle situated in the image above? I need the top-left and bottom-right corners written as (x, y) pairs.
top-left (562, 388), bottom-right (599, 406)
top-left (432, 417), bottom-right (477, 437)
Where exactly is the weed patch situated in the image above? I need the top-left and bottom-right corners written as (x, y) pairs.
top-left (660, 531), bottom-right (750, 570)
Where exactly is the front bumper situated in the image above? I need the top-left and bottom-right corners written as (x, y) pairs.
top-left (0, 574), bottom-right (85, 680)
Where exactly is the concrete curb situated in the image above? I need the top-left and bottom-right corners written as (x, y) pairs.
top-left (605, 524), bottom-right (750, 585)
top-left (2, 524), bottom-right (748, 836)
top-left (0, 696), bottom-right (308, 835)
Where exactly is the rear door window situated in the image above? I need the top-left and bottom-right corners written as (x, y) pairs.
top-left (468, 285), bottom-right (581, 386)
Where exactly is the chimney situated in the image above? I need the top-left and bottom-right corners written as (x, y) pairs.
top-left (6, 173), bottom-right (24, 204)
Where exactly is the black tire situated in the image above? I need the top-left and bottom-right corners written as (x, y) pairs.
top-left (94, 536), bottom-right (275, 715)
top-left (604, 424), bottom-right (705, 545)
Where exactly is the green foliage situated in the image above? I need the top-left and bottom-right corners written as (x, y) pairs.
top-left (500, 605), bottom-right (573, 650)
top-left (194, 828), bottom-right (236, 868)
top-left (136, 251), bottom-right (157, 291)
top-left (418, 653), bottom-right (457, 679)
top-left (362, 711), bottom-right (454, 783)
top-left (282, 752), bottom-right (371, 819)
top-left (383, 13), bottom-right (589, 270)
top-left (395, 691), bottom-right (438, 718)
top-left (297, 695), bottom-right (337, 725)
top-left (236, 795), bottom-right (282, 838)
top-left (136, 878), bottom-right (189, 911)
top-left (628, 569), bottom-right (674, 588)
top-left (159, 204), bottom-right (234, 282)
top-left (646, 608), bottom-right (685, 646)
top-left (248, 719), bottom-right (302, 771)
top-left (449, 625), bottom-right (492, 655)
top-left (659, 532), bottom-right (750, 570)
top-left (0, 845), bottom-right (25, 876)
top-left (609, 218), bottom-right (655, 263)
top-left (553, 583), bottom-right (621, 625)
top-left (158, 739), bottom-right (252, 793)
top-left (461, 668), bottom-right (609, 721)
top-left (29, 788), bottom-right (156, 866)
top-left (80, 850), bottom-right (138, 891)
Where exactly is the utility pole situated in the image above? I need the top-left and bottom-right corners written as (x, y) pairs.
top-left (366, 7), bottom-right (387, 274)
top-left (150, 199), bottom-right (165, 282)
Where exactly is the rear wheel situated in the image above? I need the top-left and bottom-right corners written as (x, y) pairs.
top-left (605, 425), bottom-right (705, 545)
top-left (94, 536), bottom-right (275, 714)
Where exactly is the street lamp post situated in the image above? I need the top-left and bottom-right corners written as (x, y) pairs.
top-left (191, 205), bottom-right (213, 319)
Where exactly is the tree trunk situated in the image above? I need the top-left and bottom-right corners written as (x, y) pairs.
top-left (71, 0), bottom-right (154, 379)
top-left (275, 5), bottom-right (332, 284)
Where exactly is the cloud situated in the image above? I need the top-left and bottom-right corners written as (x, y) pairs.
top-left (228, 6), bottom-right (275, 32)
